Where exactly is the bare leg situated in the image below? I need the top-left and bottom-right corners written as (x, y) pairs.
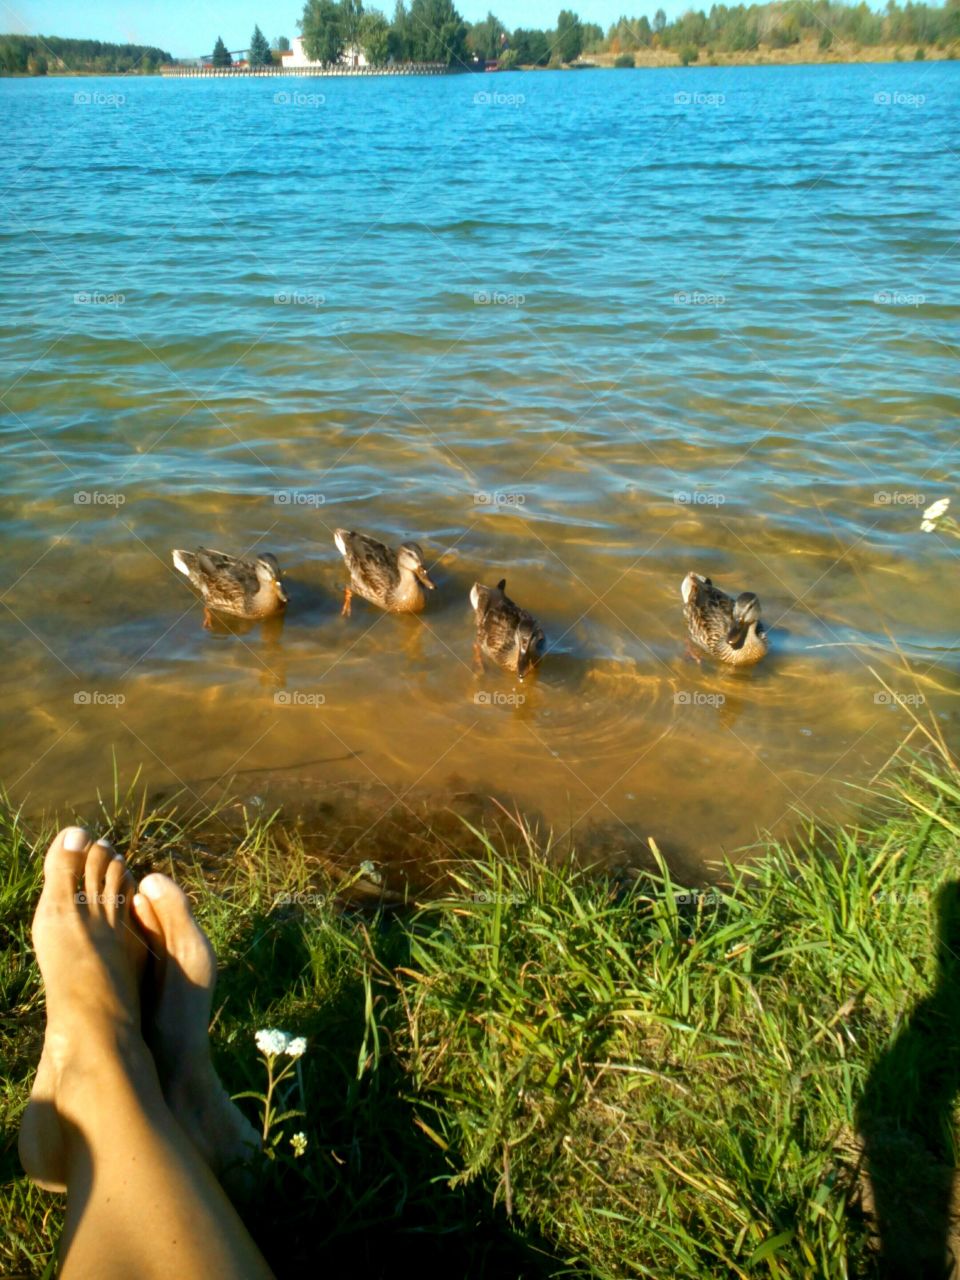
top-left (341, 586), bottom-right (353, 618)
top-left (133, 872), bottom-right (261, 1189)
top-left (472, 639), bottom-right (485, 676)
top-left (20, 827), bottom-right (273, 1280)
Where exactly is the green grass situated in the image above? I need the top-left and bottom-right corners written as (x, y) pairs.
top-left (1, 749), bottom-right (959, 1277)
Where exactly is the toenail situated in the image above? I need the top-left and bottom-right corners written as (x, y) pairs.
top-left (62, 827), bottom-right (90, 853)
top-left (96, 837), bottom-right (113, 849)
top-left (140, 875), bottom-right (165, 901)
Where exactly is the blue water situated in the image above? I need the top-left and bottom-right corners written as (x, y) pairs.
top-left (1, 63), bottom-right (957, 861)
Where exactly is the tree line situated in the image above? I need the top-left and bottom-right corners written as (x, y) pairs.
top-left (292, 0), bottom-right (958, 68)
top-left (0, 34), bottom-right (172, 74)
top-left (605, 0), bottom-right (960, 59)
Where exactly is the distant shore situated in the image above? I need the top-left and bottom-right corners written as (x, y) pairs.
top-left (2, 43), bottom-right (955, 77)
top-left (580, 39), bottom-right (956, 67)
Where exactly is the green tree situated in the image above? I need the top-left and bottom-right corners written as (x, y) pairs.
top-left (556, 9), bottom-right (583, 60)
top-left (407, 0), bottom-right (468, 64)
top-left (653, 7), bottom-right (667, 33)
top-left (614, 50), bottom-right (636, 64)
top-left (273, 35), bottom-right (291, 50)
top-left (498, 45), bottom-right (519, 66)
top-left (389, 0), bottom-right (413, 58)
top-left (249, 24), bottom-right (272, 64)
top-left (468, 10), bottom-right (507, 58)
top-left (340, 0), bottom-right (365, 52)
top-left (678, 41), bottom-right (699, 62)
top-left (301, 0), bottom-right (345, 63)
top-left (511, 26), bottom-right (543, 62)
top-left (211, 35), bottom-right (232, 66)
top-left (360, 7), bottom-right (392, 62)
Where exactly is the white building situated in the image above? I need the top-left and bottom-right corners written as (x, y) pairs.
top-left (281, 35), bottom-right (368, 68)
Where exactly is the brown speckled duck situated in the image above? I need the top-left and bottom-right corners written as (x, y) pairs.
top-left (470, 578), bottom-right (544, 679)
top-left (334, 529), bottom-right (434, 616)
top-left (172, 548), bottom-right (288, 627)
top-left (681, 571), bottom-right (768, 666)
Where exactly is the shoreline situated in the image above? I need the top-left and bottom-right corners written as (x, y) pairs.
top-left (2, 743), bottom-right (958, 1275)
top-left (1, 43), bottom-right (956, 77)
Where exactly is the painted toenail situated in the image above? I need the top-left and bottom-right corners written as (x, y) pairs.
top-left (140, 875), bottom-right (165, 901)
top-left (96, 837), bottom-right (113, 848)
top-left (62, 827), bottom-right (89, 853)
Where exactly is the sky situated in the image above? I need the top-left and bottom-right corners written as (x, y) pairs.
top-left (2, 0), bottom-right (697, 58)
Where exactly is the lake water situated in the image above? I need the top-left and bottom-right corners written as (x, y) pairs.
top-left (1, 63), bottom-right (958, 876)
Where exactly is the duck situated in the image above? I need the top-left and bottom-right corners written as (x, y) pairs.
top-left (681, 571), bottom-right (768, 666)
top-left (470, 578), bottom-right (544, 679)
top-left (172, 547), bottom-right (288, 626)
top-left (333, 529), bottom-right (434, 616)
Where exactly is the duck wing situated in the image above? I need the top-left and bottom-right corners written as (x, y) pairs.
top-left (195, 547), bottom-right (259, 611)
top-left (336, 531), bottom-right (400, 597)
top-left (478, 582), bottom-right (539, 660)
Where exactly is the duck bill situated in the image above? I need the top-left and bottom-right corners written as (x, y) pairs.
top-left (275, 583), bottom-right (289, 605)
top-left (726, 621), bottom-right (747, 646)
top-left (415, 566), bottom-right (435, 590)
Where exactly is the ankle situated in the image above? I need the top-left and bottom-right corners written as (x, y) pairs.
top-left (56, 1023), bottom-right (160, 1118)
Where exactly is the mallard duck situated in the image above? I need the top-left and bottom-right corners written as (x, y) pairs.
top-left (470, 579), bottom-right (544, 679)
top-left (334, 529), bottom-right (434, 616)
top-left (681, 572), bottom-right (768, 666)
top-left (172, 547), bottom-right (288, 626)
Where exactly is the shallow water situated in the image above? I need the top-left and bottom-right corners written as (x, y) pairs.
top-left (1, 64), bottom-right (958, 868)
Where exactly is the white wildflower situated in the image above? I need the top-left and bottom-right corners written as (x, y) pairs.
top-left (359, 859), bottom-right (382, 884)
top-left (255, 1028), bottom-right (291, 1057)
top-left (285, 1036), bottom-right (307, 1059)
top-left (290, 1131), bottom-right (308, 1157)
top-left (921, 520), bottom-right (937, 533)
top-left (923, 497), bottom-right (950, 521)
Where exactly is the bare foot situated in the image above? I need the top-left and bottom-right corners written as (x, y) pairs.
top-left (19, 827), bottom-right (148, 1190)
top-left (133, 873), bottom-right (261, 1189)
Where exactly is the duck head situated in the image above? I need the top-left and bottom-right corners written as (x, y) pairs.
top-left (256, 554), bottom-right (288, 605)
top-left (398, 543), bottom-right (435, 590)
